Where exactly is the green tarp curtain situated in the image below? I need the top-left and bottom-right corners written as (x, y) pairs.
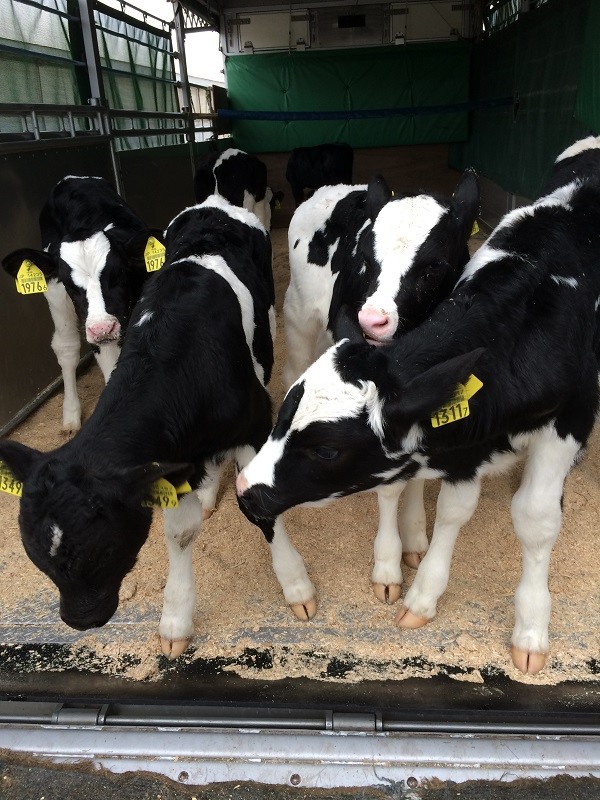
top-left (225, 42), bottom-right (471, 153)
top-left (0, 0), bottom-right (79, 133)
top-left (0, 0), bottom-right (179, 150)
top-left (450, 0), bottom-right (590, 199)
top-left (575, 0), bottom-right (600, 134)
top-left (94, 4), bottom-right (179, 151)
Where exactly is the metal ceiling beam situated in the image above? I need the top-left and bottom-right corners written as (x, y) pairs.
top-left (174, 0), bottom-right (220, 31)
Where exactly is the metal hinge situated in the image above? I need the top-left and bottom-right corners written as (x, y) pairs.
top-left (51, 704), bottom-right (110, 726)
top-left (327, 712), bottom-right (383, 732)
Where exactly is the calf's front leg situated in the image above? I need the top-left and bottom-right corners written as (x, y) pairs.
top-left (160, 490), bottom-right (203, 658)
top-left (45, 281), bottom-right (82, 434)
top-left (372, 482), bottom-right (405, 604)
top-left (372, 478), bottom-right (429, 604)
top-left (236, 445), bottom-right (316, 620)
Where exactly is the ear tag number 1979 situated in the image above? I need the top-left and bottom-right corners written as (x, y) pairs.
top-left (431, 374), bottom-right (483, 428)
top-left (16, 260), bottom-right (48, 295)
top-left (144, 237), bottom-right (166, 273)
top-left (0, 461), bottom-right (23, 497)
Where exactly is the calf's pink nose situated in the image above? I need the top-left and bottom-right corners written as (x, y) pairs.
top-left (86, 319), bottom-right (120, 343)
top-left (236, 471), bottom-right (249, 495)
top-left (358, 306), bottom-right (392, 339)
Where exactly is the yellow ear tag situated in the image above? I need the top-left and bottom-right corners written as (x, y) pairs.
top-left (142, 478), bottom-right (193, 509)
top-left (471, 220), bottom-right (480, 236)
top-left (143, 478), bottom-right (179, 509)
top-left (431, 374), bottom-right (483, 428)
top-left (0, 461), bottom-right (23, 497)
top-left (15, 260), bottom-right (48, 295)
top-left (144, 237), bottom-right (166, 273)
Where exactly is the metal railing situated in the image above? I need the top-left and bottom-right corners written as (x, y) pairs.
top-left (0, 101), bottom-right (218, 147)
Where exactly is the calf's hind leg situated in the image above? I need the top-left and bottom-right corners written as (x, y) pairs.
top-left (510, 426), bottom-right (581, 675)
top-left (397, 478), bottom-right (480, 628)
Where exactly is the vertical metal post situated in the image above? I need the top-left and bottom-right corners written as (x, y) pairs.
top-left (76, 0), bottom-right (106, 106)
top-left (76, 0), bottom-right (124, 196)
top-left (173, 1), bottom-right (198, 183)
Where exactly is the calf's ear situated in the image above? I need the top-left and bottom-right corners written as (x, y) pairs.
top-left (386, 348), bottom-right (486, 425)
top-left (366, 174), bottom-right (393, 222)
top-left (121, 462), bottom-right (195, 497)
top-left (0, 440), bottom-right (40, 482)
top-left (451, 168), bottom-right (480, 240)
top-left (110, 228), bottom-right (166, 271)
top-left (2, 248), bottom-right (58, 279)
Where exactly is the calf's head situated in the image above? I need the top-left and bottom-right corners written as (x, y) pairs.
top-left (0, 440), bottom-right (189, 630)
top-left (2, 228), bottom-right (162, 346)
top-left (237, 340), bottom-right (483, 523)
top-left (355, 170), bottom-right (479, 344)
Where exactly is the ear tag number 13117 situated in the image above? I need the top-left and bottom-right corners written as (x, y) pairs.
top-left (431, 374), bottom-right (483, 428)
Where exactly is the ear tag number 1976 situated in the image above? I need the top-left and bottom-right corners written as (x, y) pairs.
top-left (431, 374), bottom-right (483, 428)
top-left (0, 461), bottom-right (23, 497)
top-left (16, 260), bottom-right (48, 295)
top-left (144, 237), bottom-right (166, 273)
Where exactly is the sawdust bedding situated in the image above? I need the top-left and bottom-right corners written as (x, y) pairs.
top-left (0, 227), bottom-right (598, 687)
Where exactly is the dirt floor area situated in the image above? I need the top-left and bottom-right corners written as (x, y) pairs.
top-left (0, 180), bottom-right (598, 689)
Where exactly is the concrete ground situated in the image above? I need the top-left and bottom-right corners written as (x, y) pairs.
top-left (1, 756), bottom-right (600, 800)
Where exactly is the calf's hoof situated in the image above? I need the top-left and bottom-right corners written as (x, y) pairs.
top-left (373, 582), bottom-right (401, 605)
top-left (290, 598), bottom-right (318, 621)
top-left (511, 646), bottom-right (546, 675)
top-left (61, 422), bottom-right (81, 437)
top-left (402, 552), bottom-right (425, 569)
top-left (161, 636), bottom-right (191, 660)
top-left (396, 605), bottom-right (429, 629)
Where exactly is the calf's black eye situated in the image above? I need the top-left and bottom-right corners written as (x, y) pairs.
top-left (314, 446), bottom-right (339, 460)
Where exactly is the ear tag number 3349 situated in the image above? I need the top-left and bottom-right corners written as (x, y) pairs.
top-left (0, 461), bottom-right (23, 497)
top-left (431, 374), bottom-right (483, 428)
top-left (142, 478), bottom-right (192, 509)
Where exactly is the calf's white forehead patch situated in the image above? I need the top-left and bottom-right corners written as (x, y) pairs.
top-left (369, 196), bottom-right (446, 310)
top-left (49, 524), bottom-right (63, 558)
top-left (60, 231), bottom-right (111, 288)
top-left (290, 344), bottom-right (380, 434)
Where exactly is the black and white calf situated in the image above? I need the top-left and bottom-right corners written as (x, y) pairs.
top-left (285, 142), bottom-right (353, 207)
top-left (237, 135), bottom-right (600, 674)
top-left (283, 170), bottom-right (479, 583)
top-left (0, 196), bottom-right (313, 657)
top-left (2, 176), bottom-right (157, 433)
top-left (194, 148), bottom-right (281, 230)
top-left (284, 170), bottom-right (480, 384)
